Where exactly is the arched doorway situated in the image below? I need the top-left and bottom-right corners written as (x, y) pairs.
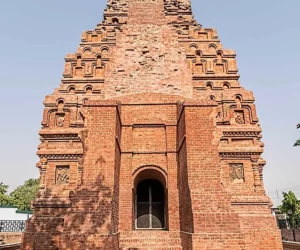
top-left (136, 179), bottom-right (166, 229)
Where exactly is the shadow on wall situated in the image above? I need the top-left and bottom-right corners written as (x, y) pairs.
top-left (23, 175), bottom-right (117, 249)
top-left (176, 108), bottom-right (194, 249)
top-left (23, 116), bottom-right (121, 249)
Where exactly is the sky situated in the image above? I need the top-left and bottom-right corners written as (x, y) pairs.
top-left (0, 0), bottom-right (299, 207)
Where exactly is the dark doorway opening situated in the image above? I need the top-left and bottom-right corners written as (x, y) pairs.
top-left (136, 179), bottom-right (165, 229)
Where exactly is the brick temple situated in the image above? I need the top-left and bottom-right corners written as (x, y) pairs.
top-left (22, 0), bottom-right (283, 249)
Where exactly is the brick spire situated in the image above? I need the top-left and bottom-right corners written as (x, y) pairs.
top-left (22, 1), bottom-right (283, 249)
top-left (103, 0), bottom-right (194, 26)
top-left (127, 0), bottom-right (166, 25)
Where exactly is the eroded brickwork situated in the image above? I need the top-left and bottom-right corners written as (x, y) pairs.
top-left (22, 0), bottom-right (283, 249)
top-left (0, 233), bottom-right (22, 245)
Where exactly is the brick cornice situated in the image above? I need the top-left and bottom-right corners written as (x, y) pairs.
top-left (219, 152), bottom-right (261, 159)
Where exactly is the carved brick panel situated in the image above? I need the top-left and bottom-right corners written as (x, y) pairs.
top-left (235, 110), bottom-right (245, 124)
top-left (56, 166), bottom-right (70, 185)
top-left (229, 163), bottom-right (244, 183)
top-left (56, 114), bottom-right (65, 127)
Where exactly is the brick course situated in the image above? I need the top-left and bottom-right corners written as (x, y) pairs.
top-left (0, 233), bottom-right (22, 245)
top-left (22, 0), bottom-right (283, 249)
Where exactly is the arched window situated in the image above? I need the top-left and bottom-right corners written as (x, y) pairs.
top-left (136, 179), bottom-right (165, 229)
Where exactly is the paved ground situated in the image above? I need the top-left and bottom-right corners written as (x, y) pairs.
top-left (0, 243), bottom-right (21, 250)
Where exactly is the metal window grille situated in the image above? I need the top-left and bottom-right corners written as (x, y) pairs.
top-left (135, 179), bottom-right (166, 230)
top-left (0, 220), bottom-right (26, 232)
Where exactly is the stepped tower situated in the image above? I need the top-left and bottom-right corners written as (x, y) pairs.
top-left (22, 0), bottom-right (283, 249)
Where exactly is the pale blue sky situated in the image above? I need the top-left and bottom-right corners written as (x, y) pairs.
top-left (0, 0), bottom-right (299, 206)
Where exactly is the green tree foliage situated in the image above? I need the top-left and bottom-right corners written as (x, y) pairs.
top-left (279, 191), bottom-right (300, 229)
top-left (10, 179), bottom-right (40, 211)
top-left (294, 124), bottom-right (300, 147)
top-left (0, 182), bottom-right (12, 206)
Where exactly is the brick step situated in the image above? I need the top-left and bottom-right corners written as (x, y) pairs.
top-left (120, 231), bottom-right (181, 238)
top-left (120, 239), bottom-right (182, 245)
top-left (120, 236), bottom-right (182, 241)
top-left (120, 247), bottom-right (183, 250)
top-left (120, 246), bottom-right (183, 249)
top-left (119, 231), bottom-right (182, 249)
